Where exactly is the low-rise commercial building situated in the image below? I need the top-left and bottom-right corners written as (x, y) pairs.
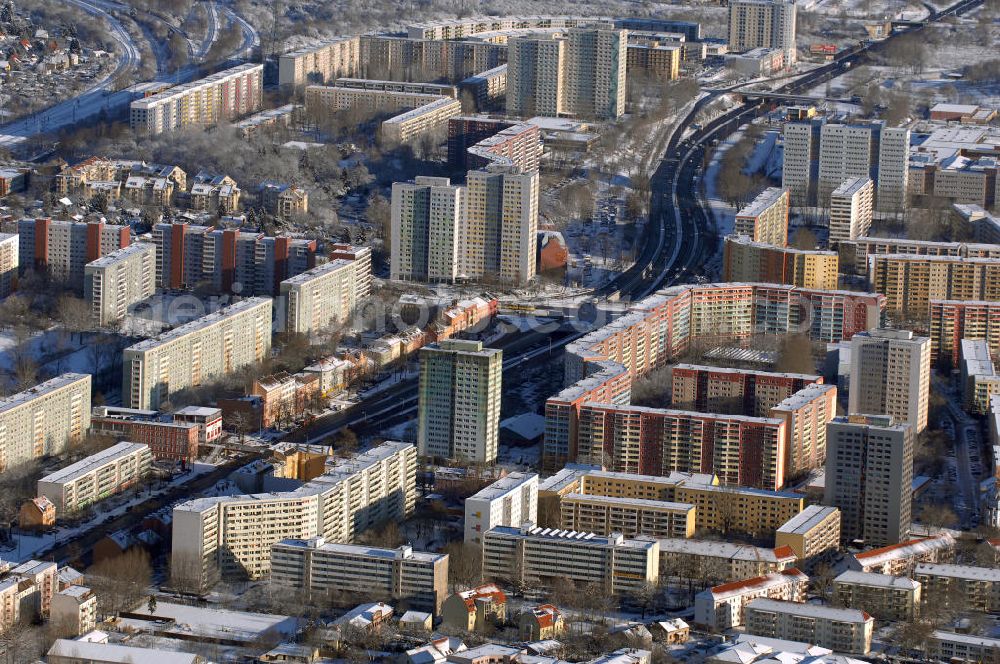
top-left (37, 442), bottom-right (152, 514)
top-left (0, 373), bottom-right (91, 470)
top-left (774, 505), bottom-right (841, 566)
top-left (694, 568), bottom-right (808, 630)
top-left (744, 599), bottom-right (874, 654)
top-left (89, 407), bottom-right (204, 463)
top-left (270, 538), bottom-right (448, 613)
top-left (122, 298), bottom-right (273, 410)
top-left (464, 472), bottom-right (538, 544)
top-left (833, 570), bottom-right (920, 622)
top-left (482, 523), bottom-right (659, 595)
top-left (83, 243), bottom-right (156, 326)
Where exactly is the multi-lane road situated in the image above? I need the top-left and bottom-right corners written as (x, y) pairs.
top-left (0, 0), bottom-right (256, 150)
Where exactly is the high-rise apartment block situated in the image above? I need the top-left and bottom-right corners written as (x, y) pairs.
top-left (465, 166), bottom-right (539, 284)
top-left (824, 414), bottom-right (914, 546)
top-left (849, 329), bottom-right (931, 431)
top-left (271, 538), bottom-right (448, 613)
top-left (868, 253), bottom-right (1000, 320)
top-left (507, 27), bottom-right (627, 119)
top-left (0, 233), bottom-right (18, 297)
top-left (482, 523), bottom-right (659, 595)
top-left (727, 0), bottom-right (796, 60)
top-left (172, 441), bottom-right (416, 590)
top-left (447, 118), bottom-right (542, 173)
top-left (876, 126), bottom-right (911, 213)
top-left (16, 218), bottom-right (130, 286)
top-left (734, 188), bottom-right (789, 247)
top-left (152, 222), bottom-right (318, 295)
top-left (783, 119), bottom-right (909, 209)
top-left (576, 403), bottom-right (787, 490)
top-left (130, 64), bottom-right (263, 135)
top-left (464, 472), bottom-right (539, 544)
top-left (123, 298), bottom-right (273, 410)
top-left (37, 442), bottom-right (152, 514)
top-left (829, 177), bottom-right (874, 243)
top-left (83, 243), bottom-right (156, 326)
top-left (0, 374), bottom-right (91, 470)
top-left (391, 176), bottom-right (464, 283)
top-left (278, 36), bottom-right (361, 88)
top-left (930, 299), bottom-right (1000, 365)
top-left (723, 236), bottom-right (838, 289)
top-left (280, 245), bottom-right (372, 336)
top-left (782, 119), bottom-right (823, 205)
top-left (417, 339), bottom-right (502, 463)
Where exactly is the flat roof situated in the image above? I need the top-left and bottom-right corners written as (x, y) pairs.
top-left (274, 538), bottom-right (445, 562)
top-left (735, 187), bottom-right (786, 219)
top-left (487, 524), bottom-right (657, 550)
top-left (746, 598), bottom-right (871, 623)
top-left (126, 297), bottom-right (271, 352)
top-left (915, 562), bottom-right (1000, 582)
top-left (834, 570), bottom-right (919, 590)
top-left (468, 472), bottom-right (539, 501)
top-left (776, 505), bottom-right (839, 535)
top-left (39, 442), bottom-right (148, 485)
top-left (132, 63), bottom-right (262, 109)
top-left (0, 373), bottom-right (89, 417)
top-left (47, 641), bottom-right (200, 664)
top-left (564, 492), bottom-right (694, 512)
top-left (85, 242), bottom-right (154, 269)
top-left (658, 538), bottom-right (796, 562)
top-left (831, 176), bottom-right (872, 197)
top-left (280, 258), bottom-right (353, 287)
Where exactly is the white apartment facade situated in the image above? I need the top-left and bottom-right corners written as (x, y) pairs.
top-left (171, 441), bottom-right (416, 590)
top-left (280, 248), bottom-right (372, 336)
top-left (37, 442), bottom-right (152, 514)
top-left (122, 298), bottom-right (273, 410)
top-left (83, 242), bottom-right (156, 326)
top-left (828, 177), bottom-right (874, 244)
top-left (418, 339), bottom-right (502, 463)
top-left (849, 329), bottom-right (931, 432)
top-left (390, 176), bottom-right (465, 283)
top-left (278, 36), bottom-right (361, 88)
top-left (817, 124), bottom-right (877, 202)
top-left (876, 126), bottom-right (910, 213)
top-left (270, 538), bottom-right (449, 612)
top-left (0, 373), bottom-right (91, 470)
top-left (464, 472), bottom-right (539, 543)
top-left (130, 64), bottom-right (264, 134)
top-left (482, 523), bottom-right (660, 595)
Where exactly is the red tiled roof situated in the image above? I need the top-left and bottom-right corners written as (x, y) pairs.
top-left (855, 536), bottom-right (941, 559)
top-left (459, 584), bottom-right (507, 612)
